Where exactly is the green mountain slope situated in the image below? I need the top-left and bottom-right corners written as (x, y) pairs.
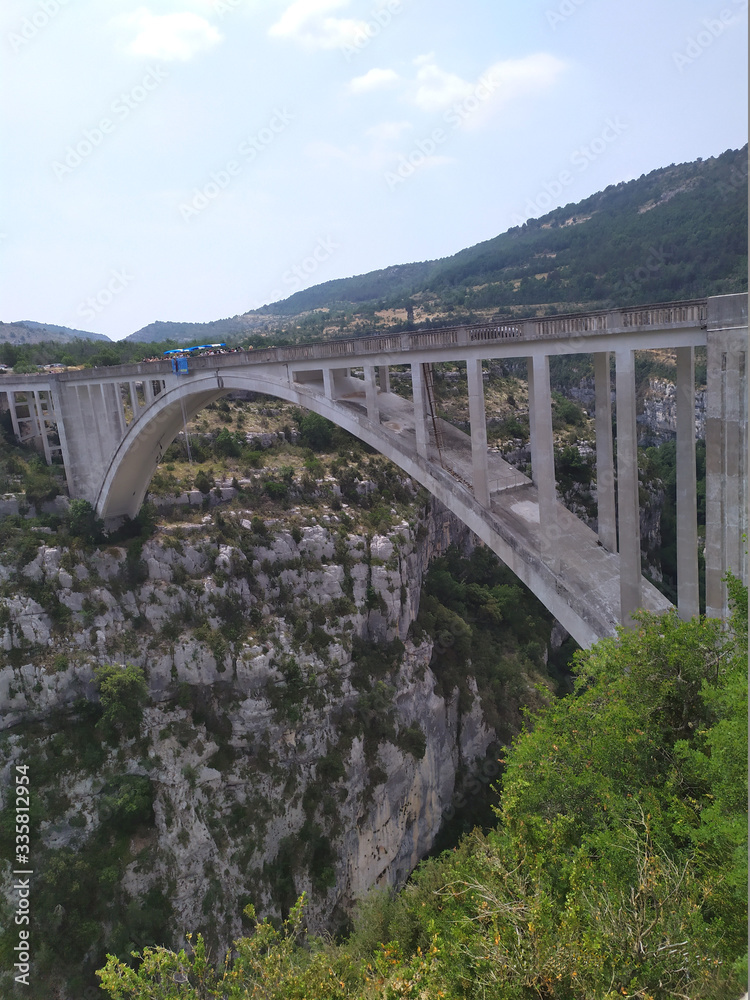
top-left (240, 144), bottom-right (747, 335)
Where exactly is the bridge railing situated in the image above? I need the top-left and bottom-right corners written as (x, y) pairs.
top-left (621, 300), bottom-right (708, 327)
top-left (1, 298), bottom-right (711, 387)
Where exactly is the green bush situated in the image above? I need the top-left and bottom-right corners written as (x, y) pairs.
top-left (94, 663), bottom-right (148, 739)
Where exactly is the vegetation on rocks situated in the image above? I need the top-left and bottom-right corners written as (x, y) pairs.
top-left (96, 579), bottom-right (747, 999)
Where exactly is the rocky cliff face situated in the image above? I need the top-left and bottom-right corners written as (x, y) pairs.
top-left (0, 496), bottom-right (503, 970)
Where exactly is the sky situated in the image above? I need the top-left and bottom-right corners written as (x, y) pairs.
top-left (0, 0), bottom-right (747, 341)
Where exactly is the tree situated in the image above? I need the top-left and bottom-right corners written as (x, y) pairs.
top-left (94, 663), bottom-right (149, 739)
top-left (299, 412), bottom-right (333, 451)
top-left (67, 498), bottom-right (104, 544)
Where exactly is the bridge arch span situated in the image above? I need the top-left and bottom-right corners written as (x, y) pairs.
top-left (97, 371), bottom-right (371, 522)
top-left (96, 369), bottom-right (644, 649)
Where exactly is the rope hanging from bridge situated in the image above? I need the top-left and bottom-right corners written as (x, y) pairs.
top-left (421, 362), bottom-right (446, 469)
top-left (180, 396), bottom-right (193, 464)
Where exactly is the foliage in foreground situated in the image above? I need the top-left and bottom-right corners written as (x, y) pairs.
top-left (97, 581), bottom-right (747, 1000)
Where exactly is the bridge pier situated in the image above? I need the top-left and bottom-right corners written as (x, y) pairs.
top-left (593, 352), bottom-right (617, 552)
top-left (378, 366), bottom-right (390, 392)
top-left (364, 365), bottom-right (380, 423)
top-left (615, 349), bottom-right (642, 625)
top-left (705, 293), bottom-right (748, 618)
top-left (676, 347), bottom-right (699, 620)
top-left (410, 362), bottom-right (429, 459)
top-left (527, 355), bottom-right (557, 554)
top-left (466, 359), bottom-right (490, 507)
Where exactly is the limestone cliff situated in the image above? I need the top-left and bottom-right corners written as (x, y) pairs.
top-left (0, 495), bottom-right (508, 986)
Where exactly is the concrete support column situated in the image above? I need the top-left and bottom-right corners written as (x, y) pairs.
top-left (675, 347), bottom-right (699, 620)
top-left (143, 379), bottom-right (154, 405)
top-left (466, 358), bottom-right (490, 507)
top-left (527, 355), bottom-right (556, 520)
top-left (378, 366), bottom-right (390, 393)
top-left (411, 362), bottom-right (429, 459)
top-left (8, 393), bottom-right (21, 441)
top-left (322, 368), bottom-right (335, 400)
top-left (363, 365), bottom-right (379, 424)
top-left (128, 382), bottom-right (141, 420)
top-left (615, 349), bottom-right (642, 625)
top-left (48, 385), bottom-right (72, 487)
top-left (705, 312), bottom-right (748, 617)
top-left (108, 383), bottom-right (127, 438)
top-left (33, 392), bottom-right (53, 464)
top-left (100, 383), bottom-right (125, 453)
top-left (593, 352), bottom-right (617, 552)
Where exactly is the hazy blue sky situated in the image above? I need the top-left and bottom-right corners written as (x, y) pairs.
top-left (1, 0), bottom-right (747, 339)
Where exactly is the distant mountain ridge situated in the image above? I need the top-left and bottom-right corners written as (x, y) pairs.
top-left (0, 321), bottom-right (111, 345)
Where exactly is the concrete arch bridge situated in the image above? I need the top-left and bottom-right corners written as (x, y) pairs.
top-left (1, 293), bottom-right (746, 649)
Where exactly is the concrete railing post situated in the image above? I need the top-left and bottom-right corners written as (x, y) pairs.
top-left (675, 346), bottom-right (699, 620)
top-left (615, 349), bottom-right (642, 625)
top-left (593, 352), bottom-right (617, 552)
top-left (466, 358), bottom-right (490, 507)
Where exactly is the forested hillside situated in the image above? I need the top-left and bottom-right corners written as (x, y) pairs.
top-left (244, 145), bottom-right (747, 331)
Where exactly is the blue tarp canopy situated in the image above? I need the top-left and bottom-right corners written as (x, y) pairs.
top-left (163, 349), bottom-right (185, 355)
top-left (188, 343), bottom-right (226, 352)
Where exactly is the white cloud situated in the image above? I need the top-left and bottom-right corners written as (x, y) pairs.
top-left (412, 61), bottom-right (475, 113)
top-left (403, 53), bottom-right (567, 127)
top-left (365, 120), bottom-right (413, 141)
top-left (122, 8), bottom-right (222, 61)
top-left (269, 0), bottom-right (370, 50)
top-left (349, 68), bottom-right (400, 94)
